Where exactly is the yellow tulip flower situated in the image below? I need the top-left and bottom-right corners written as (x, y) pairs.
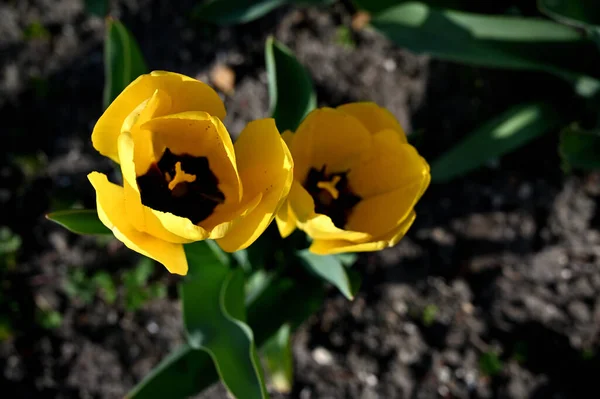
top-left (275, 102), bottom-right (430, 255)
top-left (89, 71), bottom-right (293, 275)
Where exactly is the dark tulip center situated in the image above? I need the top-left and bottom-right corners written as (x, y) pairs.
top-left (303, 165), bottom-right (361, 229)
top-left (136, 148), bottom-right (225, 224)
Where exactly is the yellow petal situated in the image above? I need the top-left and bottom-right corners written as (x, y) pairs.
top-left (308, 211), bottom-right (416, 255)
top-left (88, 172), bottom-right (188, 275)
top-left (346, 173), bottom-right (429, 240)
top-left (286, 180), bottom-right (370, 242)
top-left (216, 119), bottom-right (293, 252)
top-left (141, 111), bottom-right (243, 221)
top-left (92, 71), bottom-right (225, 163)
top-left (337, 102), bottom-right (407, 141)
top-left (348, 129), bottom-right (429, 198)
top-left (275, 199), bottom-right (297, 238)
top-left (290, 108), bottom-right (372, 181)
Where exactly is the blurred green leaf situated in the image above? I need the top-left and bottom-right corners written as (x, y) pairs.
top-left (93, 271), bottom-right (117, 304)
top-left (538, 0), bottom-right (600, 28)
top-left (194, 0), bottom-right (333, 25)
top-left (103, 18), bottom-right (148, 109)
top-left (262, 324), bottom-right (293, 393)
top-left (182, 246), bottom-right (267, 399)
top-left (560, 127), bottom-right (600, 171)
top-left (0, 227), bottom-right (21, 256)
top-left (266, 36), bottom-right (316, 132)
top-left (85, 0), bottom-right (109, 17)
top-left (479, 351), bottom-right (503, 376)
top-left (371, 2), bottom-right (600, 81)
top-left (23, 21), bottom-right (50, 40)
top-left (422, 304), bottom-right (438, 326)
top-left (353, 0), bottom-right (466, 14)
top-left (37, 309), bottom-right (63, 330)
top-left (46, 209), bottom-right (112, 236)
top-left (431, 102), bottom-right (564, 182)
top-left (126, 344), bottom-right (218, 399)
top-left (297, 250), bottom-right (357, 300)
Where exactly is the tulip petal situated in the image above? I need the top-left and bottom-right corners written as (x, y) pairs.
top-left (337, 102), bottom-right (407, 141)
top-left (308, 211), bottom-right (416, 255)
top-left (286, 181), bottom-right (370, 242)
top-left (216, 119), bottom-right (293, 252)
top-left (290, 108), bottom-right (371, 181)
top-left (92, 71), bottom-right (226, 163)
top-left (346, 173), bottom-right (429, 240)
top-left (349, 129), bottom-right (429, 198)
top-left (88, 172), bottom-right (187, 275)
top-left (115, 131), bottom-right (193, 243)
top-left (275, 199), bottom-right (297, 238)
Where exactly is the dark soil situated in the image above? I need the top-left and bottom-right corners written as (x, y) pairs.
top-left (1, 1), bottom-right (599, 399)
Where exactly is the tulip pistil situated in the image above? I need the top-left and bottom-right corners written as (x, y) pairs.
top-left (304, 165), bottom-right (361, 228)
top-left (137, 148), bottom-right (225, 224)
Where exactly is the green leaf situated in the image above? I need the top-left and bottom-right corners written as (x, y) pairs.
top-left (46, 209), bottom-right (112, 236)
top-left (0, 227), bottom-right (21, 255)
top-left (371, 2), bottom-right (600, 82)
top-left (431, 102), bottom-right (564, 182)
top-left (129, 258), bottom-right (326, 399)
top-left (261, 324), bottom-right (293, 393)
top-left (266, 36), bottom-right (316, 132)
top-left (194, 0), bottom-right (333, 25)
top-left (126, 344), bottom-right (218, 399)
top-left (538, 0), bottom-right (600, 29)
top-left (559, 127), bottom-right (600, 171)
top-left (194, 0), bottom-right (286, 24)
top-left (103, 18), bottom-right (148, 109)
top-left (297, 250), bottom-right (357, 300)
top-left (85, 0), bottom-right (109, 17)
top-left (182, 250), bottom-right (267, 399)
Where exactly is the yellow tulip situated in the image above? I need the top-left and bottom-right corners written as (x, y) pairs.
top-left (89, 71), bottom-right (293, 275)
top-left (275, 102), bottom-right (430, 255)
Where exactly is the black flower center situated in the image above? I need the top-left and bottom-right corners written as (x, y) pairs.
top-left (304, 165), bottom-right (361, 229)
top-left (136, 148), bottom-right (225, 224)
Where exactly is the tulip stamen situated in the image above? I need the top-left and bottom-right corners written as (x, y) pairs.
top-left (137, 148), bottom-right (225, 224)
top-left (317, 175), bottom-right (341, 200)
top-left (304, 165), bottom-right (361, 229)
top-left (168, 162), bottom-right (197, 191)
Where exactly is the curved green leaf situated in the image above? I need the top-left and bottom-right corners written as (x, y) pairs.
top-left (194, 0), bottom-right (334, 25)
top-left (431, 102), bottom-right (564, 182)
top-left (538, 0), bottom-right (600, 28)
top-left (371, 2), bottom-right (600, 81)
top-left (125, 344), bottom-right (217, 399)
top-left (46, 209), bottom-right (111, 235)
top-left (297, 250), bottom-right (357, 300)
top-left (266, 36), bottom-right (316, 132)
top-left (261, 324), bottom-right (293, 393)
top-left (129, 271), bottom-right (325, 398)
top-left (103, 18), bottom-right (148, 109)
top-left (182, 253), bottom-right (267, 399)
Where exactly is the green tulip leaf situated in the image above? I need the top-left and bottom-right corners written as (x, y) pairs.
top-left (431, 102), bottom-right (564, 182)
top-left (538, 0), bottom-right (600, 28)
top-left (261, 324), bottom-right (293, 393)
top-left (560, 127), bottom-right (600, 171)
top-left (103, 18), bottom-right (148, 109)
top-left (126, 344), bottom-right (217, 399)
top-left (129, 271), bottom-right (325, 398)
top-left (182, 244), bottom-right (267, 399)
top-left (266, 36), bottom-right (316, 132)
top-left (194, 0), bottom-right (334, 25)
top-left (371, 2), bottom-right (600, 82)
top-left (46, 209), bottom-right (112, 236)
top-left (297, 250), bottom-right (357, 300)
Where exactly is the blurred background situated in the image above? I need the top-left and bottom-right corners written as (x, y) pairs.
top-left (1, 0), bottom-right (600, 398)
